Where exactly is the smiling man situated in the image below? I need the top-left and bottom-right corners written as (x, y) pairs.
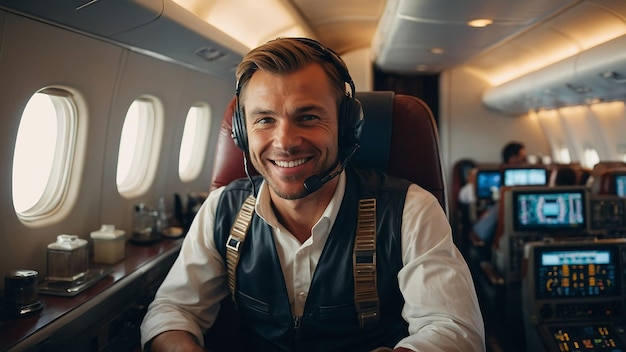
top-left (140, 37), bottom-right (485, 352)
top-left (246, 64), bottom-right (338, 198)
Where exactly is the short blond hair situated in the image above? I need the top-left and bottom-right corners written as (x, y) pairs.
top-left (235, 37), bottom-right (349, 107)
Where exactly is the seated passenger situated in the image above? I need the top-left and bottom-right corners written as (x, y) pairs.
top-left (458, 168), bottom-right (477, 205)
top-left (140, 38), bottom-right (485, 351)
top-left (461, 141), bottom-right (527, 243)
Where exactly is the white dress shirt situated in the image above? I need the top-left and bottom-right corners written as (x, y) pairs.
top-left (458, 182), bottom-right (476, 204)
top-left (140, 172), bottom-right (486, 351)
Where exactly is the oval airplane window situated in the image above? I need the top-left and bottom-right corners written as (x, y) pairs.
top-left (116, 96), bottom-right (163, 198)
top-left (582, 147), bottom-right (600, 169)
top-left (556, 146), bottom-right (571, 164)
top-left (618, 144), bottom-right (626, 163)
top-left (179, 103), bottom-right (211, 182)
top-left (12, 88), bottom-right (84, 225)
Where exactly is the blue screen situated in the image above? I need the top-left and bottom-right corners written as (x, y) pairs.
top-left (616, 175), bottom-right (626, 197)
top-left (476, 170), bottom-right (501, 200)
top-left (503, 168), bottom-right (547, 186)
top-left (513, 188), bottom-right (586, 232)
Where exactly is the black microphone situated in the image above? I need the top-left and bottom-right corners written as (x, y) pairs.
top-left (303, 144), bottom-right (360, 194)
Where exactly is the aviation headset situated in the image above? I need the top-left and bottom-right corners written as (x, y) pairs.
top-left (231, 37), bottom-right (364, 156)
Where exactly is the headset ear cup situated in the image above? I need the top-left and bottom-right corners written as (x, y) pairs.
top-left (338, 95), bottom-right (364, 150)
top-left (352, 97), bottom-right (364, 143)
top-left (231, 107), bottom-right (248, 153)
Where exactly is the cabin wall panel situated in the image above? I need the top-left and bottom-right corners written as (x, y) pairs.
top-left (100, 51), bottom-right (186, 232)
top-left (555, 108), bottom-right (585, 162)
top-left (536, 110), bottom-right (571, 163)
top-left (589, 102), bottom-right (626, 160)
top-left (101, 49), bottom-right (236, 238)
top-left (166, 69), bottom-right (234, 198)
top-left (540, 106), bottom-right (613, 165)
top-left (0, 12), bottom-right (124, 279)
top-left (585, 108), bottom-right (612, 159)
top-left (561, 107), bottom-right (611, 160)
top-left (440, 68), bottom-right (550, 207)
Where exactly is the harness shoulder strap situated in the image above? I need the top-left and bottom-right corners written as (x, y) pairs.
top-left (225, 195), bottom-right (256, 303)
top-left (353, 198), bottom-right (379, 329)
top-left (225, 195), bottom-right (380, 329)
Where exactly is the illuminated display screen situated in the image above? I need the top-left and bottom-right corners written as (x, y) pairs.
top-left (513, 189), bottom-right (586, 232)
top-left (535, 247), bottom-right (619, 299)
top-left (549, 325), bottom-right (624, 351)
top-left (503, 168), bottom-right (548, 186)
top-left (616, 175), bottom-right (626, 197)
top-left (476, 170), bottom-right (501, 200)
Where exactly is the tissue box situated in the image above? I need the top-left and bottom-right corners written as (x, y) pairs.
top-left (47, 234), bottom-right (89, 282)
top-left (90, 225), bottom-right (126, 264)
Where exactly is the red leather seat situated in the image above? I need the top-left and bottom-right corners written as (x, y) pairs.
top-left (597, 166), bottom-right (626, 195)
top-left (588, 161), bottom-right (626, 194)
top-left (210, 91), bottom-right (446, 213)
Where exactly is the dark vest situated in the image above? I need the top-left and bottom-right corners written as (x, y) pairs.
top-left (213, 168), bottom-right (411, 351)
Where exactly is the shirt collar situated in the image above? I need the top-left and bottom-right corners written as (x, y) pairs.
top-left (255, 172), bottom-right (346, 235)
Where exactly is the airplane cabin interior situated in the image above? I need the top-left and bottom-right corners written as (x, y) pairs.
top-left (2, 0), bottom-right (626, 351)
top-left (455, 162), bottom-right (626, 351)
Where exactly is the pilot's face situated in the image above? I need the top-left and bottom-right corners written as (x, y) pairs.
top-left (242, 63), bottom-right (339, 200)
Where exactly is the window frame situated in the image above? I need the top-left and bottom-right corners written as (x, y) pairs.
top-left (116, 95), bottom-right (164, 198)
top-left (12, 87), bottom-right (87, 227)
top-left (178, 102), bottom-right (211, 182)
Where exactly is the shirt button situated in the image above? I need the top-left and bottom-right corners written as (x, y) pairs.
top-left (298, 291), bottom-right (307, 300)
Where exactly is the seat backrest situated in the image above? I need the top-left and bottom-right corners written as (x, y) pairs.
top-left (597, 166), bottom-right (626, 195)
top-left (209, 91), bottom-right (447, 213)
top-left (588, 161), bottom-right (626, 193)
top-left (548, 164), bottom-right (578, 186)
top-left (548, 163), bottom-right (591, 187)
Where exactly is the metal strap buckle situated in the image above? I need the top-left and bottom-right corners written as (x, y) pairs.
top-left (226, 235), bottom-right (241, 251)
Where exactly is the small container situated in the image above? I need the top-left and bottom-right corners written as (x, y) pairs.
top-left (131, 203), bottom-right (161, 243)
top-left (5, 270), bottom-right (39, 306)
top-left (4, 269), bottom-right (44, 316)
top-left (90, 224), bottom-right (126, 264)
top-left (47, 235), bottom-right (89, 282)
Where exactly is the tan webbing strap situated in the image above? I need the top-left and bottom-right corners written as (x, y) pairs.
top-left (353, 198), bottom-right (379, 329)
top-left (226, 195), bottom-right (379, 329)
top-left (225, 195), bottom-right (256, 303)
